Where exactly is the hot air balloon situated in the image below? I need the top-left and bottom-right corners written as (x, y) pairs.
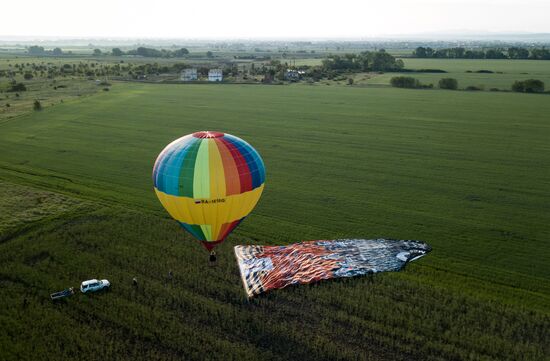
top-left (153, 131), bottom-right (265, 257)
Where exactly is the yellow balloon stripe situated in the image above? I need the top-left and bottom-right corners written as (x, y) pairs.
top-left (200, 224), bottom-right (212, 241)
top-left (193, 140), bottom-right (210, 199)
top-left (208, 139), bottom-right (226, 239)
top-left (208, 139), bottom-right (226, 199)
top-left (154, 184), bottom-right (264, 227)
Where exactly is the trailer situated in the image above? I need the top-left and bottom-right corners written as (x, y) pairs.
top-left (50, 287), bottom-right (75, 300)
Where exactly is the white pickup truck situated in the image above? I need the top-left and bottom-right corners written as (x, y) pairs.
top-left (80, 279), bottom-right (110, 293)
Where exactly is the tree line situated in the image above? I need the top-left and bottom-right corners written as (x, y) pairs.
top-left (413, 46), bottom-right (550, 60)
top-left (321, 50), bottom-right (404, 72)
top-left (390, 75), bottom-right (546, 93)
top-left (26, 46), bottom-right (190, 58)
top-left (116, 47), bottom-right (190, 58)
top-left (27, 46), bottom-right (65, 56)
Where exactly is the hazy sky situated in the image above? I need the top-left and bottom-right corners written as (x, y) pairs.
top-left (1, 0), bottom-right (549, 39)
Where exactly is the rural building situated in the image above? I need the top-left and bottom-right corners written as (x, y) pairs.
top-left (208, 69), bottom-right (223, 82)
top-left (181, 68), bottom-right (198, 81)
top-left (262, 72), bottom-right (274, 83)
top-left (285, 69), bottom-right (304, 81)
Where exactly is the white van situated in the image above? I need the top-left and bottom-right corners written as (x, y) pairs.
top-left (80, 279), bottom-right (110, 293)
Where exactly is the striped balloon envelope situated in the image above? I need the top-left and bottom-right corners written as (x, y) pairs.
top-left (153, 131), bottom-right (265, 251)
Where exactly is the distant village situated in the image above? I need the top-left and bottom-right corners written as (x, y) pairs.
top-left (180, 68), bottom-right (305, 82)
top-left (181, 68), bottom-right (222, 82)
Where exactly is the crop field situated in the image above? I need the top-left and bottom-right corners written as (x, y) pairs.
top-left (0, 78), bottom-right (98, 120)
top-left (0, 56), bottom-right (109, 69)
top-left (0, 181), bottom-right (89, 239)
top-left (368, 58), bottom-right (550, 90)
top-left (0, 82), bottom-right (549, 360)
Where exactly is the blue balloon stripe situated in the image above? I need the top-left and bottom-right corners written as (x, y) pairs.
top-left (156, 137), bottom-right (200, 195)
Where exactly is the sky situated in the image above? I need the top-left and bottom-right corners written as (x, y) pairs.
top-left (1, 0), bottom-right (549, 39)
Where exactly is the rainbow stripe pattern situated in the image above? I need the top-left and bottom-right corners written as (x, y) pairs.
top-left (153, 131), bottom-right (265, 250)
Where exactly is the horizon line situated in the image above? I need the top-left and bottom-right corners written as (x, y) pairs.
top-left (1, 31), bottom-right (550, 43)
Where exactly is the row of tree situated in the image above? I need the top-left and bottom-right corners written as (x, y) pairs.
top-left (0, 60), bottom-right (208, 80)
top-left (27, 46), bottom-right (65, 56)
top-left (321, 50), bottom-right (404, 72)
top-left (390, 76), bottom-right (457, 90)
top-left (512, 79), bottom-right (545, 93)
top-left (26, 46), bottom-right (191, 58)
top-left (115, 47), bottom-right (190, 58)
top-left (0, 61), bottom-right (131, 79)
top-left (413, 46), bottom-right (550, 60)
top-left (390, 75), bottom-right (546, 93)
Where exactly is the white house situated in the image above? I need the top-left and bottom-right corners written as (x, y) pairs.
top-left (285, 69), bottom-right (305, 81)
top-left (208, 69), bottom-right (223, 82)
top-left (181, 68), bottom-right (198, 81)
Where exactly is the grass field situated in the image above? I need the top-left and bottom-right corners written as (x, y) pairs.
top-left (0, 78), bottom-right (98, 121)
top-left (367, 58), bottom-right (550, 90)
top-left (1, 82), bottom-right (549, 360)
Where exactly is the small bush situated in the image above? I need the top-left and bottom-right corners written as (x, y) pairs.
top-left (524, 79), bottom-right (545, 93)
top-left (390, 76), bottom-right (420, 88)
top-left (103, 88), bottom-right (110, 91)
top-left (512, 79), bottom-right (545, 93)
top-left (465, 86), bottom-right (482, 91)
top-left (475, 70), bottom-right (494, 73)
top-left (400, 69), bottom-right (446, 73)
top-left (8, 82), bottom-right (26, 92)
top-left (347, 78), bottom-right (354, 85)
top-left (512, 81), bottom-right (525, 92)
top-left (33, 100), bottom-right (42, 111)
top-left (416, 69), bottom-right (446, 73)
top-left (5, 103), bottom-right (10, 107)
top-left (24, 72), bottom-right (33, 80)
top-left (439, 78), bottom-right (458, 90)
top-left (490, 88), bottom-right (500, 92)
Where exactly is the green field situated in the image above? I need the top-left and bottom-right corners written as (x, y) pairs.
top-left (0, 77), bottom-right (98, 120)
top-left (368, 58), bottom-right (550, 90)
top-left (1, 83), bottom-right (549, 360)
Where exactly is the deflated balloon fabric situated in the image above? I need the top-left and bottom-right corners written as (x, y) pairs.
top-left (234, 239), bottom-right (431, 297)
